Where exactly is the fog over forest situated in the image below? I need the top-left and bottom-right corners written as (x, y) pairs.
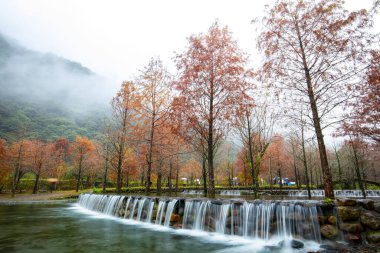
top-left (0, 33), bottom-right (115, 113)
top-left (0, 34), bottom-right (117, 140)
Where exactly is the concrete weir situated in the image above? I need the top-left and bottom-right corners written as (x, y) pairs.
top-left (77, 193), bottom-right (380, 250)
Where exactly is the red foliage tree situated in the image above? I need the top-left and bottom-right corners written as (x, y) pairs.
top-left (0, 139), bottom-right (11, 193)
top-left (263, 135), bottom-right (292, 188)
top-left (8, 140), bottom-right (30, 197)
top-left (71, 136), bottom-right (95, 192)
top-left (235, 148), bottom-right (252, 186)
top-left (344, 51), bottom-right (380, 143)
top-left (26, 140), bottom-right (55, 194)
top-left (173, 22), bottom-right (252, 196)
top-left (257, 0), bottom-right (376, 198)
top-left (111, 81), bottom-right (141, 193)
top-left (136, 57), bottom-right (172, 193)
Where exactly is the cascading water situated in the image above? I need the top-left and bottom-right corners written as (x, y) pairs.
top-left (181, 199), bottom-right (321, 242)
top-left (78, 194), bottom-right (126, 216)
top-left (155, 200), bottom-right (167, 225)
top-left (182, 189), bottom-right (251, 196)
top-left (288, 190), bottom-right (325, 197)
top-left (219, 190), bottom-right (241, 196)
top-left (288, 189), bottom-right (380, 198)
top-left (182, 190), bottom-right (202, 195)
top-left (77, 194), bottom-right (322, 247)
top-left (164, 199), bottom-right (178, 227)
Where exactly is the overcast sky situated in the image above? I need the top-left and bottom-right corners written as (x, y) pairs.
top-left (0, 0), bottom-right (376, 85)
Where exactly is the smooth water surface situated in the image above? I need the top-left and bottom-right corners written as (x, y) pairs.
top-left (0, 203), bottom-right (231, 253)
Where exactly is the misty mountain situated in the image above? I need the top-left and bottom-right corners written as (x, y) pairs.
top-left (0, 33), bottom-right (114, 141)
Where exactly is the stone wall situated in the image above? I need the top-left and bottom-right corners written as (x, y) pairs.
top-left (319, 198), bottom-right (380, 245)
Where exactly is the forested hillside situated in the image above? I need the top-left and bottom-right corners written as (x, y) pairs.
top-left (0, 98), bottom-right (104, 141)
top-left (0, 34), bottom-right (111, 141)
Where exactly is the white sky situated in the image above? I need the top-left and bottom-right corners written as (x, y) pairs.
top-left (0, 0), bottom-right (376, 147)
top-left (0, 0), bottom-right (375, 85)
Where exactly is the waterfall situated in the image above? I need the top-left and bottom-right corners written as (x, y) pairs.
top-left (124, 197), bottom-right (131, 219)
top-left (146, 200), bottom-right (155, 223)
top-left (155, 200), bottom-right (167, 225)
top-left (129, 198), bottom-right (138, 219)
top-left (288, 190), bottom-right (325, 197)
top-left (163, 199), bottom-right (178, 227)
top-left (181, 199), bottom-right (321, 242)
top-left (77, 194), bottom-right (321, 243)
top-left (182, 190), bottom-right (202, 195)
top-left (78, 194), bottom-right (126, 216)
top-left (182, 189), bottom-right (246, 196)
top-left (335, 190), bottom-right (380, 197)
top-left (288, 189), bottom-right (380, 198)
top-left (136, 198), bottom-right (146, 221)
top-left (219, 190), bottom-right (241, 196)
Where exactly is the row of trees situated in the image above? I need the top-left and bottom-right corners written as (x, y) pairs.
top-left (0, 0), bottom-right (378, 198)
top-left (1, 130), bottom-right (378, 198)
top-left (0, 137), bottom-right (95, 196)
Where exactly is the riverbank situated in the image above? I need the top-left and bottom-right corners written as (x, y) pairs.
top-left (0, 190), bottom-right (85, 203)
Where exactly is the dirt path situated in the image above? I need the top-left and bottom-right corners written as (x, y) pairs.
top-left (0, 190), bottom-right (89, 203)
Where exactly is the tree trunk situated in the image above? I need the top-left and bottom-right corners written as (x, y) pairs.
top-left (16, 171), bottom-right (23, 193)
top-left (246, 116), bottom-right (256, 195)
top-left (269, 156), bottom-right (273, 192)
top-left (243, 158), bottom-right (247, 186)
top-left (116, 148), bottom-right (123, 194)
top-left (168, 161), bottom-right (173, 193)
top-left (32, 173), bottom-right (40, 194)
top-left (291, 143), bottom-right (300, 189)
top-left (140, 168), bottom-right (144, 187)
top-left (309, 153), bottom-right (314, 187)
top-left (350, 138), bottom-right (366, 198)
top-left (146, 115), bottom-right (155, 194)
top-left (11, 144), bottom-right (23, 197)
top-left (301, 121), bottom-right (312, 199)
top-left (157, 173), bottom-right (162, 194)
top-left (296, 21), bottom-right (334, 199)
top-left (11, 168), bottom-right (19, 197)
top-left (362, 168), bottom-right (367, 190)
top-left (103, 154), bottom-right (109, 194)
top-left (76, 151), bottom-right (83, 192)
top-left (207, 92), bottom-right (215, 197)
top-left (126, 169), bottom-right (129, 188)
top-left (175, 162), bottom-right (179, 191)
top-left (296, 169), bottom-right (301, 190)
top-left (334, 147), bottom-right (344, 190)
top-left (202, 155), bottom-right (207, 197)
top-left (231, 164), bottom-right (234, 188)
top-left (254, 154), bottom-right (261, 198)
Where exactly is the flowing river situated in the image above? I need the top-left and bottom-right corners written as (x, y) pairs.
top-left (0, 195), bottom-right (322, 253)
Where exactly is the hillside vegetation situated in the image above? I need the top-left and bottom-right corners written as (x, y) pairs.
top-left (0, 34), bottom-right (111, 141)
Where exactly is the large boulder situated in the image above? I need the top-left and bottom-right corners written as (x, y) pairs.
top-left (337, 198), bottom-right (357, 206)
top-left (318, 216), bottom-right (327, 225)
top-left (360, 211), bottom-right (380, 230)
top-left (345, 233), bottom-right (362, 244)
top-left (320, 224), bottom-right (338, 239)
top-left (340, 222), bottom-right (363, 233)
top-left (327, 216), bottom-right (337, 225)
top-left (170, 214), bottom-right (180, 223)
top-left (374, 202), bottom-right (380, 213)
top-left (290, 239), bottom-right (304, 249)
top-left (338, 206), bottom-right (361, 221)
top-left (357, 199), bottom-right (374, 210)
top-left (320, 242), bottom-right (349, 253)
top-left (367, 231), bottom-right (380, 243)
